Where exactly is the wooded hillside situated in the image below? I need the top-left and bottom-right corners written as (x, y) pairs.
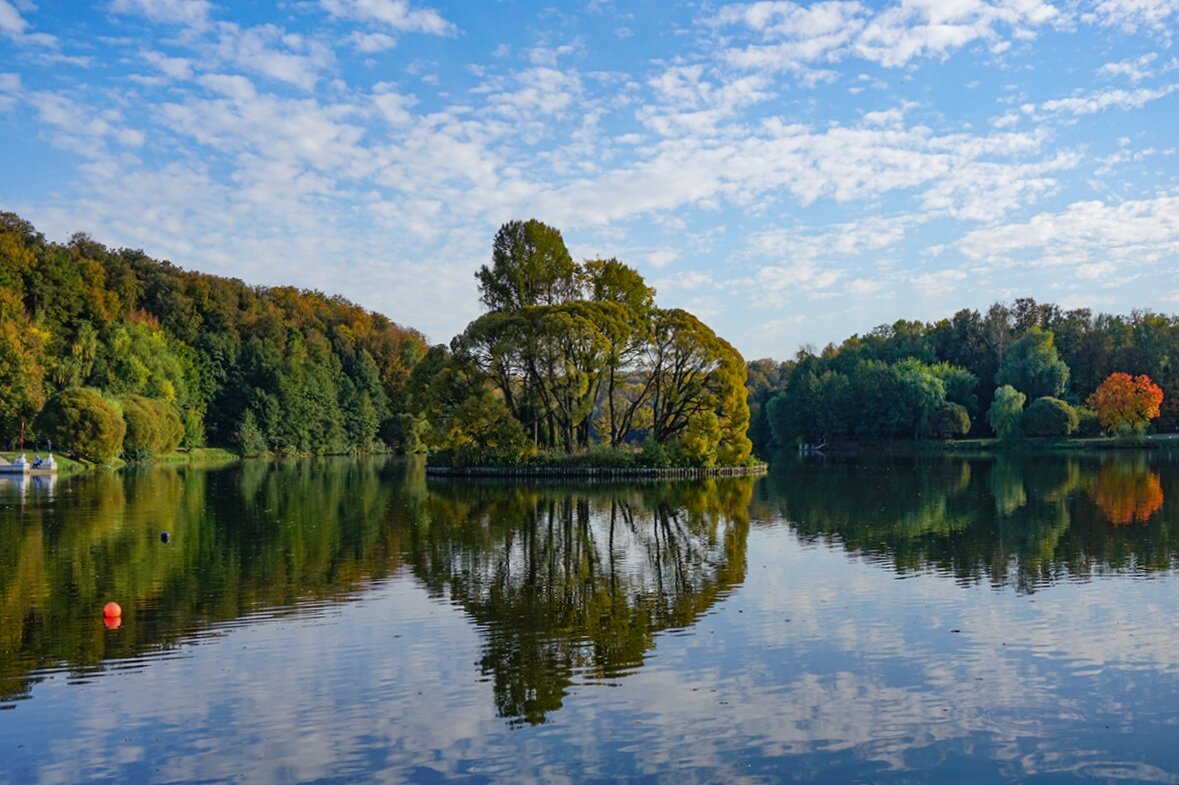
top-left (0, 212), bottom-right (426, 460)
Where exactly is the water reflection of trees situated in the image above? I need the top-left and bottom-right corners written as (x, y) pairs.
top-left (757, 452), bottom-right (1177, 593)
top-left (0, 457), bottom-right (408, 705)
top-left (406, 479), bottom-right (753, 725)
top-left (0, 459), bottom-right (754, 727)
top-left (1090, 455), bottom-right (1165, 525)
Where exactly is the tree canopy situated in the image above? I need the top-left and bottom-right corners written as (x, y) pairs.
top-left (748, 297), bottom-right (1176, 447)
top-left (413, 219), bottom-right (752, 467)
top-left (1, 212), bottom-right (426, 459)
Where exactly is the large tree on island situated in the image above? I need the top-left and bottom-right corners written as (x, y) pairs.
top-left (418, 219), bottom-right (752, 466)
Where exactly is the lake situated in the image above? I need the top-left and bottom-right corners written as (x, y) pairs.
top-left (2, 452), bottom-right (1179, 784)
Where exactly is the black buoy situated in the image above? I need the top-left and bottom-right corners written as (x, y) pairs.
top-left (160, 531), bottom-right (170, 543)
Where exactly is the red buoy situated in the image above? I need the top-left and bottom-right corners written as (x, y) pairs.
top-left (103, 602), bottom-right (122, 619)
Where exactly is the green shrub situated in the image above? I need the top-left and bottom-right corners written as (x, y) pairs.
top-left (930, 401), bottom-right (972, 439)
top-left (987, 385), bottom-right (1026, 442)
top-left (236, 410), bottom-right (269, 457)
top-left (35, 387), bottom-right (125, 462)
top-left (120, 395), bottom-right (184, 459)
top-left (120, 395), bottom-right (157, 459)
top-left (1076, 406), bottom-right (1102, 437)
top-left (1023, 396), bottom-right (1078, 437)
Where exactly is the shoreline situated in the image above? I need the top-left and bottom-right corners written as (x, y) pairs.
top-left (425, 464), bottom-right (768, 479)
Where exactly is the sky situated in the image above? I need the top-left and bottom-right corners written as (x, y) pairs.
top-left (1, 0), bottom-right (1177, 360)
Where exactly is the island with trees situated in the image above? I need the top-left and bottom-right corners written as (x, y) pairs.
top-left (403, 219), bottom-right (757, 474)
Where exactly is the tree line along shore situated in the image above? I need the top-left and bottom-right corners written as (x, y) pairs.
top-left (746, 299), bottom-right (1172, 450)
top-left (1, 211), bottom-right (1169, 469)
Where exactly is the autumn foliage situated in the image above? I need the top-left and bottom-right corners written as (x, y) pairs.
top-left (1093, 464), bottom-right (1164, 525)
top-left (1090, 372), bottom-right (1163, 434)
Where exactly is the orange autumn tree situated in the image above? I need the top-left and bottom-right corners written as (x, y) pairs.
top-left (1091, 372), bottom-right (1164, 434)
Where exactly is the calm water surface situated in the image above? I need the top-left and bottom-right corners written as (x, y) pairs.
top-left (2, 453), bottom-right (1179, 783)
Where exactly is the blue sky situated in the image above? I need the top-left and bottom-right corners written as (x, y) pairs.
top-left (1, 0), bottom-right (1177, 360)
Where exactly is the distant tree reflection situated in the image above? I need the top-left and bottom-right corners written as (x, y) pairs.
top-left (756, 451), bottom-right (1179, 594)
top-left (1091, 455), bottom-right (1164, 525)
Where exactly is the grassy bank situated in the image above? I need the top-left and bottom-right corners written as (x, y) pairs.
top-left (151, 447), bottom-right (242, 464)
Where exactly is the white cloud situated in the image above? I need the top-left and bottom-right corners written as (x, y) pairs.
top-left (1085, 0), bottom-right (1179, 36)
top-left (141, 50), bottom-right (194, 80)
top-left (159, 84), bottom-right (369, 175)
top-left (27, 91), bottom-right (146, 155)
top-left (213, 24), bottom-right (335, 91)
top-left (109, 0), bottom-right (213, 28)
top-left (347, 31), bottom-right (397, 52)
top-left (1097, 52), bottom-right (1158, 82)
top-left (0, 0), bottom-right (27, 36)
top-left (645, 249), bottom-right (679, 268)
top-left (0, 0), bottom-right (57, 46)
top-left (847, 277), bottom-right (886, 295)
top-left (1022, 83), bottom-right (1179, 118)
top-left (753, 261), bottom-right (843, 306)
top-left (319, 0), bottom-right (456, 36)
top-left (746, 214), bottom-right (922, 264)
top-left (712, 0), bottom-right (1060, 75)
top-left (920, 149), bottom-right (1082, 221)
top-left (654, 270), bottom-right (714, 292)
top-left (957, 193), bottom-right (1179, 266)
top-left (912, 268), bottom-right (968, 295)
top-left (9, 0), bottom-right (1179, 359)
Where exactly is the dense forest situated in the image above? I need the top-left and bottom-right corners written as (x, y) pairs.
top-left (0, 211), bottom-right (426, 461)
top-left (747, 299), bottom-right (1177, 448)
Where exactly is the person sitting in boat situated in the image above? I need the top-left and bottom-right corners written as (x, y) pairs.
top-left (32, 455), bottom-right (42, 468)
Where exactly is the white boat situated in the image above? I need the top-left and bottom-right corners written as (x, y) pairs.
top-left (0, 453), bottom-right (31, 473)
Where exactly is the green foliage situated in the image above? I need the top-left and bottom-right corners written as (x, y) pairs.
top-left (90, 320), bottom-right (189, 404)
top-left (929, 362), bottom-right (980, 418)
top-left (35, 387), bottom-right (126, 462)
top-left (767, 356), bottom-right (976, 445)
top-left (1076, 406), bottom-right (1102, 437)
top-left (236, 409), bottom-right (268, 456)
top-left (753, 296), bottom-right (1179, 443)
top-left (0, 212), bottom-right (427, 456)
top-left (476, 219), bottom-right (579, 311)
top-left (929, 401), bottom-right (971, 439)
top-left (0, 320), bottom-right (47, 438)
top-left (124, 400), bottom-right (167, 458)
top-left (766, 368), bottom-right (850, 444)
top-left (433, 392), bottom-right (537, 467)
top-left (987, 385), bottom-right (1026, 442)
top-left (1023, 396), bottom-right (1078, 437)
top-left (439, 227), bottom-right (753, 468)
top-left (745, 358), bottom-right (790, 447)
top-left (995, 327), bottom-right (1070, 400)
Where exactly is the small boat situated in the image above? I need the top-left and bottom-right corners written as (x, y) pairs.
top-left (0, 454), bottom-right (31, 473)
top-left (29, 453), bottom-right (58, 475)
